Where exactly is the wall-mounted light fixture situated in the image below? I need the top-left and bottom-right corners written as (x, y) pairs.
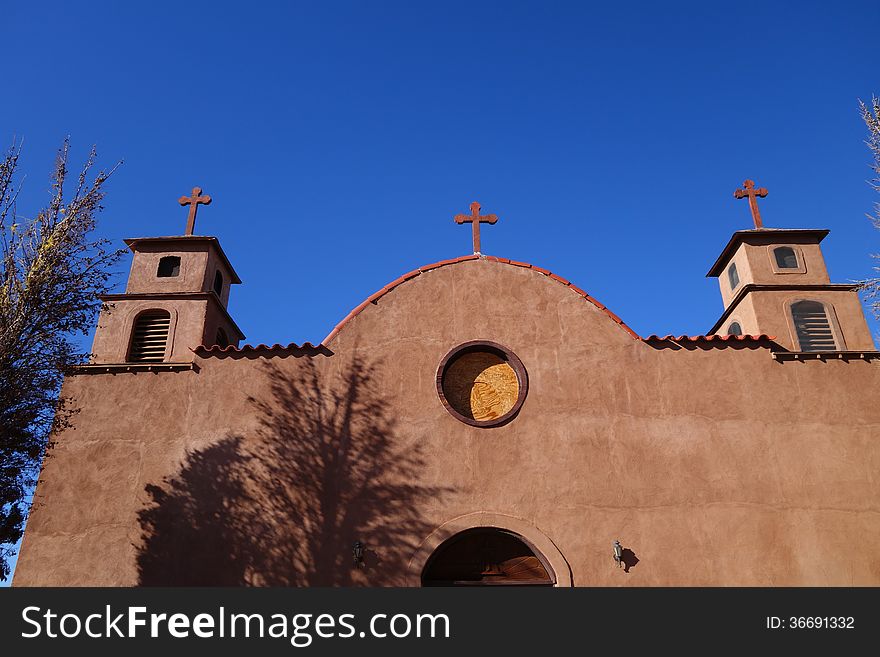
top-left (352, 541), bottom-right (365, 568)
top-left (612, 540), bottom-right (623, 568)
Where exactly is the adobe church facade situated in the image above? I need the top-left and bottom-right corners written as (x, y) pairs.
top-left (13, 182), bottom-right (880, 586)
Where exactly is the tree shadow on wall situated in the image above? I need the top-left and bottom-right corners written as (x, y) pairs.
top-left (136, 357), bottom-right (449, 586)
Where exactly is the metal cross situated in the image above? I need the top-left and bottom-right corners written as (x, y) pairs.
top-left (454, 201), bottom-right (498, 254)
top-left (178, 186), bottom-right (212, 235)
top-left (734, 179), bottom-right (768, 229)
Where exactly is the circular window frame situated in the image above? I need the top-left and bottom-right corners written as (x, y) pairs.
top-left (436, 340), bottom-right (529, 428)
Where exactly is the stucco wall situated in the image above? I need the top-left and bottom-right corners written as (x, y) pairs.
top-left (14, 259), bottom-right (880, 586)
top-left (126, 243), bottom-right (210, 295)
top-left (722, 288), bottom-right (875, 351)
top-left (716, 236), bottom-right (832, 307)
top-left (91, 298), bottom-right (210, 363)
top-left (743, 241), bottom-right (830, 285)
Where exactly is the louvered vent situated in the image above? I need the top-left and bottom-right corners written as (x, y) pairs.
top-left (791, 301), bottom-right (836, 352)
top-left (128, 311), bottom-right (171, 362)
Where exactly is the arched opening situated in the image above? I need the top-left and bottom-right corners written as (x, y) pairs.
top-left (215, 327), bottom-right (229, 348)
top-left (128, 310), bottom-right (171, 362)
top-left (727, 321), bottom-right (743, 336)
top-left (727, 263), bottom-right (739, 290)
top-left (213, 270), bottom-right (224, 296)
top-left (437, 341), bottom-right (528, 427)
top-left (157, 256), bottom-right (181, 278)
top-left (791, 300), bottom-right (836, 351)
top-left (774, 246), bottom-right (798, 269)
top-left (421, 527), bottom-right (555, 587)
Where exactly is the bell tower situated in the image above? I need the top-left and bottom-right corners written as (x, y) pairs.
top-left (90, 186), bottom-right (245, 365)
top-left (707, 179), bottom-right (875, 353)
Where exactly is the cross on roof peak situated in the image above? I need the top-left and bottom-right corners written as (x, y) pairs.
top-left (178, 186), bottom-right (212, 235)
top-left (454, 201), bottom-right (499, 254)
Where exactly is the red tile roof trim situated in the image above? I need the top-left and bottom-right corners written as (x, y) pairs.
top-left (194, 342), bottom-right (331, 357)
top-left (643, 334), bottom-right (776, 344)
top-left (322, 254), bottom-right (642, 345)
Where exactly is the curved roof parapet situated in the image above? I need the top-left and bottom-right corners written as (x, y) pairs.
top-left (322, 254), bottom-right (641, 345)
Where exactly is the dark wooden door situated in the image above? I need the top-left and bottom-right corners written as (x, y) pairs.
top-left (421, 528), bottom-right (554, 586)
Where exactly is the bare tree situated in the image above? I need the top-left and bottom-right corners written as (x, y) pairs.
top-left (0, 139), bottom-right (122, 580)
top-left (858, 97), bottom-right (880, 318)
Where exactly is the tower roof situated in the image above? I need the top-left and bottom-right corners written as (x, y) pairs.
top-left (706, 228), bottom-right (829, 277)
top-left (123, 235), bottom-right (242, 284)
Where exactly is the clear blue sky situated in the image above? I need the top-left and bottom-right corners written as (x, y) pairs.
top-left (3, 0), bottom-right (880, 583)
top-left (5, 1), bottom-right (880, 345)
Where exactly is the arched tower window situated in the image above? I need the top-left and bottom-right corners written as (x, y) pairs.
top-left (791, 300), bottom-right (836, 352)
top-left (157, 256), bottom-right (180, 278)
top-left (727, 263), bottom-right (739, 290)
top-left (213, 270), bottom-right (223, 296)
top-left (128, 310), bottom-right (171, 362)
top-left (215, 327), bottom-right (229, 348)
top-left (727, 322), bottom-right (743, 336)
top-left (774, 246), bottom-right (798, 269)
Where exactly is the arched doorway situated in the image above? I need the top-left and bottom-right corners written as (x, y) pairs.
top-left (421, 527), bottom-right (556, 586)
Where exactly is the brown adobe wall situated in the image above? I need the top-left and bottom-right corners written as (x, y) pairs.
top-left (14, 258), bottom-right (880, 586)
top-left (715, 235), bottom-right (831, 308)
top-left (91, 297), bottom-right (211, 363)
top-left (726, 289), bottom-right (875, 351)
top-left (125, 242), bottom-right (210, 295)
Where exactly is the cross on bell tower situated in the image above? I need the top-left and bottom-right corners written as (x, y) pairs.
top-left (707, 178), bottom-right (876, 352)
top-left (178, 186), bottom-right (212, 235)
top-left (454, 201), bottom-right (498, 254)
top-left (88, 184), bottom-right (244, 365)
top-left (734, 179), bottom-right (768, 229)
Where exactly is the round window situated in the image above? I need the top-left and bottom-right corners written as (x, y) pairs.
top-left (436, 341), bottom-right (528, 427)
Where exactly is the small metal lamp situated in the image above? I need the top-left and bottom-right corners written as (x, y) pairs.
top-left (612, 540), bottom-right (623, 567)
top-left (352, 541), bottom-right (365, 568)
